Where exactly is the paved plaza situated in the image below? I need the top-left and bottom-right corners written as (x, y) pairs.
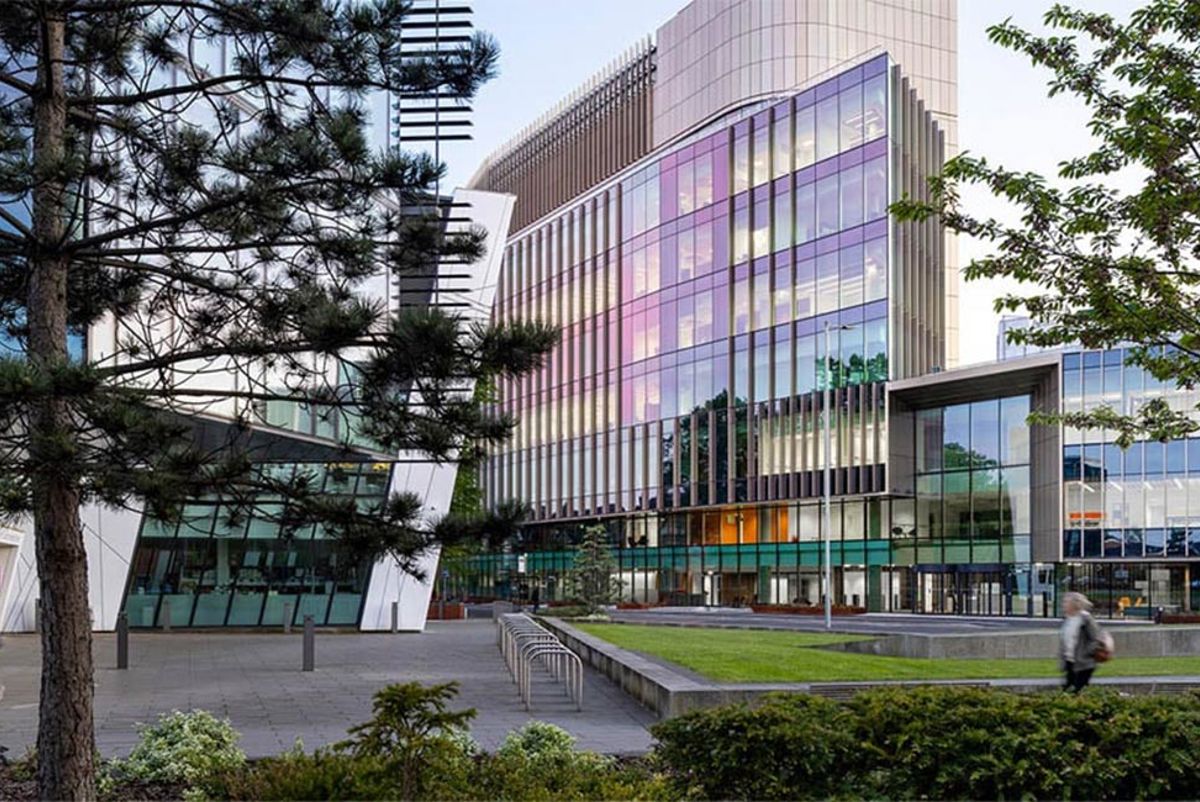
top-left (0, 620), bottom-right (655, 759)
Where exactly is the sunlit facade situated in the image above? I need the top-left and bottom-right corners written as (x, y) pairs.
top-left (456, 49), bottom-right (964, 614)
top-left (456, 0), bottom-right (1200, 617)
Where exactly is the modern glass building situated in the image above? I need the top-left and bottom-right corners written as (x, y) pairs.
top-left (1059, 347), bottom-right (1200, 615)
top-left (453, 0), bottom-right (1200, 618)
top-left (124, 460), bottom-right (388, 629)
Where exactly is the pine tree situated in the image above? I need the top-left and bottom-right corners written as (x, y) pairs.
top-left (565, 524), bottom-right (623, 616)
top-left (0, 3), bottom-right (554, 799)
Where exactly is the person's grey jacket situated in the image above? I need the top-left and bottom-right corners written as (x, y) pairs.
top-left (1065, 612), bottom-right (1103, 670)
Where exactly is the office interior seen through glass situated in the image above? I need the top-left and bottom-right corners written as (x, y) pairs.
top-left (1061, 348), bottom-right (1200, 617)
top-left (123, 462), bottom-right (389, 628)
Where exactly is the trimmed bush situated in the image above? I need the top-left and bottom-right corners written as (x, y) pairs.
top-left (848, 686), bottom-right (1200, 801)
top-left (651, 693), bottom-right (856, 800)
top-left (652, 687), bottom-right (1200, 801)
top-left (205, 683), bottom-right (1200, 800)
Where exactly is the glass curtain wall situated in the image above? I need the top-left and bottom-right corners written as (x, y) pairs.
top-left (1060, 348), bottom-right (1200, 617)
top-left (123, 461), bottom-right (388, 627)
top-left (910, 395), bottom-right (1033, 614)
top-left (487, 54), bottom-right (892, 523)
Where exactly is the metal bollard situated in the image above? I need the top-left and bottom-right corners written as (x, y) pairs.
top-left (116, 612), bottom-right (129, 670)
top-left (161, 599), bottom-right (171, 631)
top-left (283, 601), bottom-right (293, 633)
top-left (391, 601), bottom-right (399, 633)
top-left (302, 615), bottom-right (315, 671)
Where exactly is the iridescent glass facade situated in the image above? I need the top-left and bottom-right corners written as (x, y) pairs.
top-left (466, 56), bottom-right (954, 612)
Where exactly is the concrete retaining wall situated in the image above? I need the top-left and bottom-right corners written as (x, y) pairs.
top-left (837, 625), bottom-right (1200, 660)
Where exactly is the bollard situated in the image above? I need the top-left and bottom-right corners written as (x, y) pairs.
top-left (116, 612), bottom-right (129, 669)
top-left (283, 601), bottom-right (294, 633)
top-left (391, 600), bottom-right (399, 633)
top-left (302, 615), bottom-right (315, 671)
top-left (161, 599), bottom-right (171, 631)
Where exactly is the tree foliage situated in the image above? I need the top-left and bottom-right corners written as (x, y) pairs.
top-left (1, 2), bottom-right (554, 798)
top-left (564, 524), bottom-right (623, 615)
top-left (0, 0), bottom-right (554, 561)
top-left (893, 0), bottom-right (1200, 445)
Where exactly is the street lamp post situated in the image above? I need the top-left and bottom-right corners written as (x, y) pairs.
top-left (822, 321), bottom-right (854, 631)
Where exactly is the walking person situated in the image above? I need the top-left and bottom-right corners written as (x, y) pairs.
top-left (1060, 592), bottom-right (1111, 692)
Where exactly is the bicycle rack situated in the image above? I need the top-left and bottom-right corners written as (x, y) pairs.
top-left (496, 613), bottom-right (583, 711)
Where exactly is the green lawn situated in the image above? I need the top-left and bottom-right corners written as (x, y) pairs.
top-left (574, 622), bottom-right (1200, 683)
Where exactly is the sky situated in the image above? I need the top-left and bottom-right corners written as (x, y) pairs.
top-left (432, 1), bottom-right (1136, 368)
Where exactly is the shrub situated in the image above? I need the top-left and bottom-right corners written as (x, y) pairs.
top-left (652, 687), bottom-right (1200, 801)
top-left (216, 749), bottom-right (399, 801)
top-left (117, 709), bottom-right (245, 791)
top-left (848, 686), bottom-right (1200, 801)
top-left (217, 724), bottom-right (672, 802)
top-left (337, 681), bottom-right (477, 799)
top-left (497, 721), bottom-right (578, 762)
top-left (651, 693), bottom-right (856, 800)
top-left (537, 605), bottom-right (598, 619)
top-left (476, 752), bottom-right (674, 802)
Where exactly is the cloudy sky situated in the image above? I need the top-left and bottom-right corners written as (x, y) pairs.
top-left (435, 1), bottom-right (1134, 367)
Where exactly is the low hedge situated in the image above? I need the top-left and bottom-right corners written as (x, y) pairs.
top-left (651, 686), bottom-right (1200, 801)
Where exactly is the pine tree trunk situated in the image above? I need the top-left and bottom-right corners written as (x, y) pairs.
top-left (30, 10), bottom-right (97, 802)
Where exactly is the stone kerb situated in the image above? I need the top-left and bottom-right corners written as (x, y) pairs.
top-left (537, 616), bottom-right (716, 717)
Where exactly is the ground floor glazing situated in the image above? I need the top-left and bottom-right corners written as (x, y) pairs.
top-left (447, 541), bottom-right (1200, 619)
top-left (122, 461), bottom-right (388, 627)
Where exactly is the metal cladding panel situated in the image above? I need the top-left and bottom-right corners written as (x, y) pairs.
top-left (360, 189), bottom-right (515, 631)
top-left (0, 503), bottom-right (142, 633)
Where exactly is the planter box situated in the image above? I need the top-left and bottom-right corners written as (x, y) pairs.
top-left (750, 604), bottom-right (867, 616)
top-left (426, 601), bottom-right (466, 620)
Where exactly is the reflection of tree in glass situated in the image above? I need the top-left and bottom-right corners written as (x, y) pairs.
top-left (824, 354), bottom-right (888, 389)
top-left (942, 442), bottom-right (999, 472)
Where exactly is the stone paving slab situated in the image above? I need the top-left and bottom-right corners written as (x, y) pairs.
top-left (0, 621), bottom-right (655, 758)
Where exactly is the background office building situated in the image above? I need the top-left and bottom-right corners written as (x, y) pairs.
top-left (452, 0), bottom-right (1200, 617)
